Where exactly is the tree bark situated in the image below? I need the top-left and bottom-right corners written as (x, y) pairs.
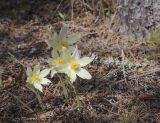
top-left (117, 0), bottom-right (160, 40)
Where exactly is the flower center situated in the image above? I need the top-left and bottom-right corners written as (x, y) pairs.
top-left (69, 59), bottom-right (79, 69)
top-left (58, 40), bottom-right (67, 48)
top-left (54, 57), bottom-right (64, 64)
top-left (31, 74), bottom-right (41, 82)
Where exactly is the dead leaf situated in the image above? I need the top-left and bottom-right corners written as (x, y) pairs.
top-left (137, 67), bottom-right (145, 73)
top-left (38, 112), bottom-right (46, 121)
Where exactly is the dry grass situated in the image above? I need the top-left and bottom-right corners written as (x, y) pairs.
top-left (0, 0), bottom-right (159, 122)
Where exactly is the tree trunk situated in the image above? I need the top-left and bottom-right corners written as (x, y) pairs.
top-left (117, 0), bottom-right (160, 40)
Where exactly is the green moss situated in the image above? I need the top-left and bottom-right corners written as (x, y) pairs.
top-left (147, 31), bottom-right (160, 45)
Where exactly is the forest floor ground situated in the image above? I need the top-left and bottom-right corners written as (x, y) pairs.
top-left (0, 1), bottom-right (160, 123)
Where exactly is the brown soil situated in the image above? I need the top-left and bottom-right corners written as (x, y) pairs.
top-left (0, 1), bottom-right (159, 123)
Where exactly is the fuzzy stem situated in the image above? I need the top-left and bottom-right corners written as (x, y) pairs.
top-left (73, 81), bottom-right (81, 107)
top-left (57, 74), bottom-right (69, 98)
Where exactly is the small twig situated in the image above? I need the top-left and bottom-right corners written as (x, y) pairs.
top-left (79, 0), bottom-right (94, 11)
top-left (6, 90), bottom-right (34, 113)
top-left (97, 68), bottom-right (160, 88)
top-left (63, 75), bottom-right (81, 107)
top-left (92, 104), bottom-right (120, 116)
top-left (52, 0), bottom-right (64, 17)
top-left (26, 85), bottom-right (45, 111)
top-left (128, 50), bottom-right (138, 62)
top-left (115, 68), bottom-right (160, 86)
top-left (8, 51), bottom-right (26, 67)
top-left (71, 0), bottom-right (75, 20)
top-left (121, 49), bottom-right (127, 83)
top-left (128, 68), bottom-right (160, 80)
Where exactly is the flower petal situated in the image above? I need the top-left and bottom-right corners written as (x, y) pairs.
top-left (51, 69), bottom-right (57, 78)
top-left (51, 49), bottom-right (59, 58)
top-left (53, 32), bottom-right (58, 41)
top-left (34, 83), bottom-right (43, 92)
top-left (40, 69), bottom-right (50, 77)
top-left (76, 68), bottom-right (92, 80)
top-left (26, 77), bottom-right (32, 84)
top-left (41, 78), bottom-right (51, 85)
top-left (62, 49), bottom-right (71, 62)
top-left (33, 65), bottom-right (40, 74)
top-left (56, 64), bottom-right (68, 73)
top-left (59, 26), bottom-right (67, 39)
top-left (68, 46), bottom-right (77, 53)
top-left (48, 58), bottom-right (54, 66)
top-left (72, 46), bottom-right (80, 59)
top-left (67, 33), bottom-right (81, 44)
top-left (68, 69), bottom-right (77, 82)
top-left (26, 66), bottom-right (32, 76)
top-left (78, 57), bottom-right (93, 67)
top-left (46, 32), bottom-right (58, 48)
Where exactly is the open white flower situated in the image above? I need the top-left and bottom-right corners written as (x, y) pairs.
top-left (48, 49), bottom-right (70, 77)
top-left (47, 26), bottom-right (81, 51)
top-left (26, 65), bottom-right (51, 92)
top-left (59, 48), bottom-right (94, 82)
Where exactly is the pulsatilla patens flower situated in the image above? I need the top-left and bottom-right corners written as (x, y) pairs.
top-left (58, 48), bottom-right (94, 82)
top-left (47, 26), bottom-right (80, 51)
top-left (26, 65), bottom-right (51, 92)
top-left (48, 49), bottom-right (70, 77)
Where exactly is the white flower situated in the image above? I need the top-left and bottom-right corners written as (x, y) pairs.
top-left (26, 65), bottom-right (51, 92)
top-left (47, 26), bottom-right (81, 51)
top-left (59, 48), bottom-right (94, 82)
top-left (48, 49), bottom-right (71, 77)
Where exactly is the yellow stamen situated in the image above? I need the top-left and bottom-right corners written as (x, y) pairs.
top-left (31, 74), bottom-right (41, 81)
top-left (54, 57), bottom-right (64, 64)
top-left (58, 40), bottom-right (67, 48)
top-left (69, 59), bottom-right (79, 69)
